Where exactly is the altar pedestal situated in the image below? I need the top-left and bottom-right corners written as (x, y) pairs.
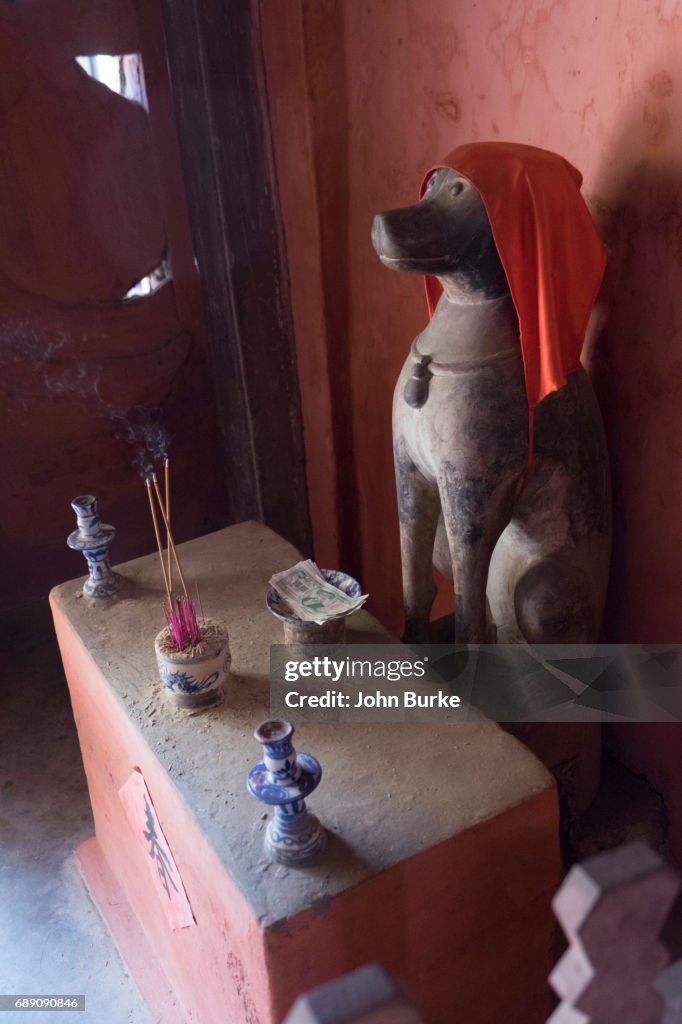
top-left (50, 522), bottom-right (559, 1024)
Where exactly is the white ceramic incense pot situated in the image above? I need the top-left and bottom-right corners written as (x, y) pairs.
top-left (154, 617), bottom-right (231, 709)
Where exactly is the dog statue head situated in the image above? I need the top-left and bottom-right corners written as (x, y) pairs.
top-left (371, 166), bottom-right (508, 300)
top-left (371, 142), bottom-right (607, 411)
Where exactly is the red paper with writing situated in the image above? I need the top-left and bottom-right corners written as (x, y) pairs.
top-left (118, 769), bottom-right (194, 930)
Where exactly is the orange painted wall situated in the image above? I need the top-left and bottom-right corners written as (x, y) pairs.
top-left (263, 0), bottom-right (682, 642)
top-left (262, 0), bottom-right (682, 856)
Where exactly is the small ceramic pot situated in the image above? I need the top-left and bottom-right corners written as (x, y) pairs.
top-left (154, 617), bottom-right (230, 709)
top-left (266, 569), bottom-right (362, 644)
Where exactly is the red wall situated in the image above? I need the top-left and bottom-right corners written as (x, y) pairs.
top-left (262, 0), bottom-right (682, 854)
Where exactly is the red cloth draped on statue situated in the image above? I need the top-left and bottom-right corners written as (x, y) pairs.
top-left (419, 142), bottom-right (606, 416)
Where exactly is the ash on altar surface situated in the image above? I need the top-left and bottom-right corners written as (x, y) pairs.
top-left (155, 618), bottom-right (227, 660)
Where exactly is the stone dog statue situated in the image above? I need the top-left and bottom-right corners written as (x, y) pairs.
top-left (371, 142), bottom-right (612, 644)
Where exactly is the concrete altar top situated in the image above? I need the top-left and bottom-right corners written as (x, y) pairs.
top-left (51, 521), bottom-right (552, 927)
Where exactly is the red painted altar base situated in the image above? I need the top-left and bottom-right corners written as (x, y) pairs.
top-left (51, 522), bottom-right (560, 1024)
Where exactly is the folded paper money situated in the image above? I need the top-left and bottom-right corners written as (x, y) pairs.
top-left (269, 560), bottom-right (368, 624)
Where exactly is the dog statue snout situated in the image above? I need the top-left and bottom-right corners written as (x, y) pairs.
top-left (370, 213), bottom-right (392, 259)
top-left (371, 202), bottom-right (455, 272)
top-left (371, 207), bottom-right (426, 265)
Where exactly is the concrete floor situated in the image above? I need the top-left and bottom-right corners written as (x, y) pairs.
top-left (0, 608), bottom-right (153, 1024)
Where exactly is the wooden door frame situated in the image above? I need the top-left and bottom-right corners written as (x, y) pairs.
top-left (159, 0), bottom-right (312, 556)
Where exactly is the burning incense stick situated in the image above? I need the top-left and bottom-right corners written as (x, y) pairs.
top-left (146, 478), bottom-right (172, 601)
top-left (164, 458), bottom-right (172, 592)
top-left (144, 465), bottom-right (201, 650)
top-left (151, 475), bottom-right (190, 599)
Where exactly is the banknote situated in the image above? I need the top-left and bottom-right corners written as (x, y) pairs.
top-left (269, 560), bottom-right (368, 624)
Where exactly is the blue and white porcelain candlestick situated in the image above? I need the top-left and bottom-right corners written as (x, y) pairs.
top-left (247, 719), bottom-right (325, 867)
top-left (67, 495), bottom-right (121, 598)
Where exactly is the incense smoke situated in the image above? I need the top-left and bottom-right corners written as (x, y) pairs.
top-left (113, 406), bottom-right (171, 481)
top-left (3, 318), bottom-right (173, 477)
top-left (0, 323), bottom-right (102, 409)
top-left (1, 321), bottom-right (65, 365)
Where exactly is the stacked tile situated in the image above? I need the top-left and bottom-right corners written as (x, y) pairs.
top-left (550, 842), bottom-right (680, 1023)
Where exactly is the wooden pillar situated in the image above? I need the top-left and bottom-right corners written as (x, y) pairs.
top-left (158, 0), bottom-right (312, 555)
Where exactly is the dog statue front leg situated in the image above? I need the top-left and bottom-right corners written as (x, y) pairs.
top-left (438, 463), bottom-right (518, 643)
top-left (394, 446), bottom-right (440, 643)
